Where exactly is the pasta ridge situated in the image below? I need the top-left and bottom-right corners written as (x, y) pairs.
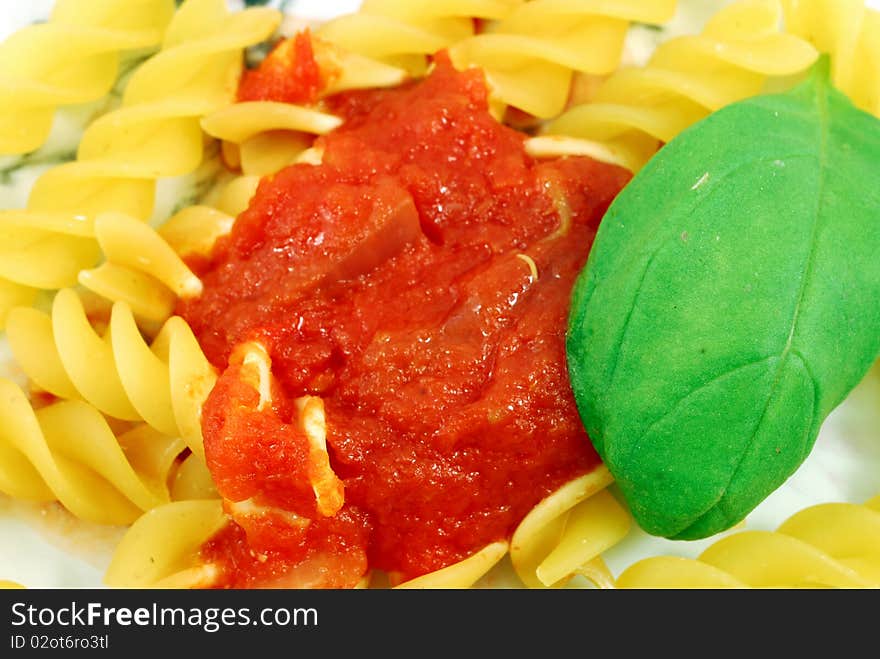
top-left (317, 0), bottom-right (525, 78)
top-left (105, 173), bottom-right (263, 302)
top-left (447, 0), bottom-right (678, 119)
top-left (5, 289), bottom-right (217, 463)
top-left (533, 0), bottom-right (819, 171)
top-left (104, 499), bottom-right (227, 588)
top-left (782, 0), bottom-right (880, 116)
top-left (0, 0), bottom-right (176, 156)
top-left (616, 496), bottom-right (880, 588)
top-left (104, 342), bottom-right (339, 589)
top-left (505, 467), bottom-right (630, 589)
top-left (202, 101), bottom-right (341, 176)
top-left (0, 377), bottom-right (189, 526)
top-left (76, 211), bottom-right (203, 326)
top-left (105, 471), bottom-right (631, 589)
top-left (0, 0), bottom-right (280, 329)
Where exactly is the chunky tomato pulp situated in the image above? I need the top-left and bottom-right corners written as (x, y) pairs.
top-left (181, 54), bottom-right (630, 588)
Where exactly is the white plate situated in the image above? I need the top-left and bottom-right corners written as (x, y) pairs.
top-left (1, 0), bottom-right (879, 589)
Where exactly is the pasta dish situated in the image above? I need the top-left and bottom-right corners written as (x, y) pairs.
top-left (0, 0), bottom-right (878, 589)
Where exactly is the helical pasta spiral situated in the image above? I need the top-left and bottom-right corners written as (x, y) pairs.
top-left (448, 0), bottom-right (678, 120)
top-left (392, 463), bottom-right (631, 588)
top-left (318, 0), bottom-right (524, 78)
top-left (78, 170), bottom-right (272, 325)
top-left (5, 289), bottom-right (217, 462)
top-left (104, 499), bottom-right (508, 589)
top-left (158, 174), bottom-right (260, 257)
top-left (533, 0), bottom-right (819, 171)
top-left (0, 0), bottom-right (175, 156)
top-left (782, 0), bottom-right (880, 117)
top-left (104, 499), bottom-right (227, 587)
top-left (0, 377), bottom-right (188, 526)
top-left (616, 495), bottom-right (880, 588)
top-left (77, 212), bottom-right (203, 327)
top-left (78, 171), bottom-right (271, 326)
top-left (508, 467), bottom-right (631, 589)
top-left (104, 471), bottom-right (630, 589)
top-left (201, 100), bottom-right (342, 176)
top-left (0, 0), bottom-right (280, 329)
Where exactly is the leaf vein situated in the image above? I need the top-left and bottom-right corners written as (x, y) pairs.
top-left (621, 355), bottom-right (777, 465)
top-left (717, 76), bottom-right (831, 504)
top-left (606, 153), bottom-right (814, 390)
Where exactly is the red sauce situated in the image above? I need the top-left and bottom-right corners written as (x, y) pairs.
top-left (184, 51), bottom-right (630, 588)
top-left (238, 31), bottom-right (324, 105)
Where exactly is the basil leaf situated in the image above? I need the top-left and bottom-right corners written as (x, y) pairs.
top-left (566, 60), bottom-right (880, 540)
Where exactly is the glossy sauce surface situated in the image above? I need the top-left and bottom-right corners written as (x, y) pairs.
top-left (183, 52), bottom-right (630, 587)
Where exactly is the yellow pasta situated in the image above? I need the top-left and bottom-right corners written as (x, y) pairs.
top-left (96, 174), bottom-right (262, 307)
top-left (203, 102), bottom-right (343, 143)
top-left (201, 101), bottom-right (342, 176)
top-left (77, 212), bottom-right (203, 326)
top-left (0, 377), bottom-right (185, 525)
top-left (395, 542), bottom-right (510, 589)
top-left (318, 0), bottom-right (522, 77)
top-left (782, 0), bottom-right (880, 116)
top-left (169, 452), bottom-right (218, 502)
top-left (205, 4), bottom-right (532, 178)
top-left (106, 480), bottom-right (627, 589)
top-left (157, 205), bottom-right (236, 263)
top-left (0, 0), bottom-right (175, 155)
top-left (510, 467), bottom-right (630, 588)
top-left (0, 0), bottom-right (280, 329)
top-left (5, 289), bottom-right (216, 461)
top-left (104, 499), bottom-right (227, 588)
top-left (448, 0), bottom-right (677, 120)
top-left (196, 174), bottom-right (263, 218)
top-left (616, 496), bottom-right (880, 588)
top-left (3, 0), bottom-right (875, 593)
top-left (103, 342), bottom-right (630, 589)
top-left (536, 0), bottom-right (819, 171)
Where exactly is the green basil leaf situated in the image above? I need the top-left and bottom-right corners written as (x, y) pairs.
top-left (566, 59), bottom-right (880, 540)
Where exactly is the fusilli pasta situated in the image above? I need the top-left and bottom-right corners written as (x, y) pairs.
top-left (0, 377), bottom-right (188, 525)
top-left (0, 0), bottom-right (280, 328)
top-left (104, 499), bottom-right (227, 587)
top-left (782, 0), bottom-right (880, 116)
top-left (318, 0), bottom-right (522, 78)
top-left (510, 468), bottom-right (630, 588)
top-left (201, 101), bottom-right (341, 176)
top-left (616, 496), bottom-right (880, 588)
top-left (533, 0), bottom-right (819, 171)
top-left (0, 0), bottom-right (175, 155)
top-left (5, 289), bottom-right (216, 461)
top-left (77, 211), bottom-right (203, 327)
top-left (448, 0), bottom-right (678, 119)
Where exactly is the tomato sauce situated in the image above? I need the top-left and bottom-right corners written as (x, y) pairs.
top-left (183, 49), bottom-right (630, 587)
top-left (238, 31), bottom-right (324, 105)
